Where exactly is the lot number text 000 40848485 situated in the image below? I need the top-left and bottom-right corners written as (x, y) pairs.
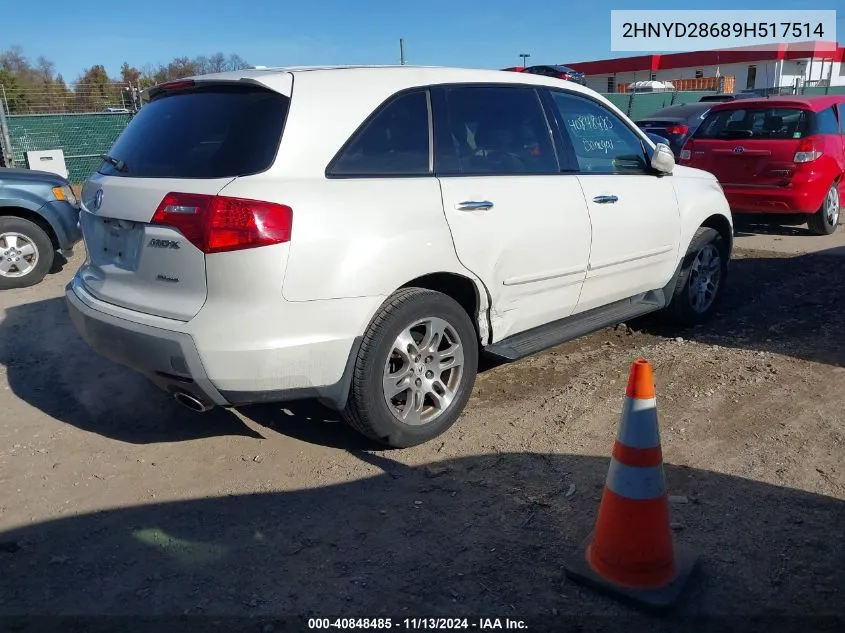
top-left (306, 618), bottom-right (529, 630)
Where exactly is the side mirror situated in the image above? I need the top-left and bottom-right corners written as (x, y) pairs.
top-left (651, 142), bottom-right (675, 174)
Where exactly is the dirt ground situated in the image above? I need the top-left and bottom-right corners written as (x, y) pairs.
top-left (1, 227), bottom-right (844, 632)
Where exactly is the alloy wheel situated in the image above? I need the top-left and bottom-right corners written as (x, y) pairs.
top-left (0, 232), bottom-right (39, 278)
top-left (688, 243), bottom-right (722, 313)
top-left (382, 317), bottom-right (465, 426)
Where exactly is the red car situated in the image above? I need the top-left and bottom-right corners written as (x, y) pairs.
top-left (678, 95), bottom-right (844, 235)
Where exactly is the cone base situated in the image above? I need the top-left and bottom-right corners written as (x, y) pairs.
top-left (564, 534), bottom-right (699, 612)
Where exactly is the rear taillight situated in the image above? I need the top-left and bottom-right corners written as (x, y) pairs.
top-left (794, 136), bottom-right (822, 164)
top-left (151, 193), bottom-right (292, 254)
top-left (665, 124), bottom-right (689, 136)
top-left (679, 138), bottom-right (694, 161)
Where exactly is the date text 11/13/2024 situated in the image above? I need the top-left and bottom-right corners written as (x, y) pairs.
top-left (307, 618), bottom-right (529, 630)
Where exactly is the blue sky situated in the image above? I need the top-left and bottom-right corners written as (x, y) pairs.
top-left (2, 0), bottom-right (841, 82)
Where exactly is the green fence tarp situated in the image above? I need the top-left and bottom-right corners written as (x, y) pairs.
top-left (6, 112), bottom-right (131, 183)
top-left (667, 90), bottom-right (716, 105)
top-left (626, 92), bottom-right (676, 121)
top-left (597, 91), bottom-right (721, 119)
top-left (602, 93), bottom-right (630, 114)
top-left (801, 86), bottom-right (845, 96)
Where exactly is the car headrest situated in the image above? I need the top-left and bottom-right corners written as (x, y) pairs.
top-left (763, 115), bottom-right (783, 131)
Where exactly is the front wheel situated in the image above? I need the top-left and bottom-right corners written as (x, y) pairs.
top-left (665, 227), bottom-right (728, 326)
top-left (807, 181), bottom-right (840, 236)
top-left (0, 217), bottom-right (55, 290)
top-left (343, 288), bottom-right (479, 448)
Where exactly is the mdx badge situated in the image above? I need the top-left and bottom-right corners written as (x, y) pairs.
top-left (149, 238), bottom-right (181, 249)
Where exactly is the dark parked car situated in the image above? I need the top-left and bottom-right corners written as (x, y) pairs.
top-left (699, 94), bottom-right (737, 103)
top-left (635, 102), bottom-right (713, 157)
top-left (520, 65), bottom-right (586, 85)
top-left (0, 168), bottom-right (82, 289)
top-left (699, 92), bottom-right (767, 103)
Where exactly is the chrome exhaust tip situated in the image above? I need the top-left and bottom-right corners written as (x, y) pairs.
top-left (173, 391), bottom-right (213, 413)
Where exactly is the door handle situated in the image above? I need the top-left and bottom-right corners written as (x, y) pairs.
top-left (592, 195), bottom-right (618, 204)
top-left (455, 200), bottom-right (494, 211)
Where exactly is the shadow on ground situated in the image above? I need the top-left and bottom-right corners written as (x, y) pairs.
top-left (0, 452), bottom-right (842, 630)
top-left (1, 249), bottom-right (844, 446)
top-left (241, 401), bottom-right (380, 451)
top-left (731, 213), bottom-right (816, 238)
top-left (48, 252), bottom-right (69, 275)
top-left (636, 248), bottom-right (845, 368)
top-left (0, 296), bottom-right (262, 444)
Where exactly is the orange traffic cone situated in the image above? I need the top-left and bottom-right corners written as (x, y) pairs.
top-left (564, 359), bottom-right (698, 611)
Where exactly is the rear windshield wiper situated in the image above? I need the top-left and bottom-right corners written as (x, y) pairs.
top-left (100, 154), bottom-right (128, 172)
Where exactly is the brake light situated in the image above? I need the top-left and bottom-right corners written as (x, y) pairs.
top-left (794, 136), bottom-right (822, 163)
top-left (151, 193), bottom-right (292, 254)
top-left (158, 79), bottom-right (195, 91)
top-left (665, 124), bottom-right (689, 136)
top-left (679, 138), bottom-right (694, 161)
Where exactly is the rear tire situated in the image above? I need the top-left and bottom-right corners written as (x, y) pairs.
top-left (807, 181), bottom-right (840, 236)
top-left (665, 227), bottom-right (728, 326)
top-left (0, 217), bottom-right (54, 290)
top-left (342, 287), bottom-right (479, 448)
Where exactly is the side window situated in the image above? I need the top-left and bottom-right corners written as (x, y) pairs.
top-left (329, 90), bottom-right (430, 176)
top-left (436, 86), bottom-right (557, 175)
top-left (549, 91), bottom-right (648, 174)
top-left (816, 106), bottom-right (839, 135)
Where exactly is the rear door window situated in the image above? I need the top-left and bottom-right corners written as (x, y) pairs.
top-left (434, 85), bottom-right (558, 175)
top-left (695, 107), bottom-right (811, 140)
top-left (99, 84), bottom-right (289, 179)
top-left (328, 90), bottom-right (431, 176)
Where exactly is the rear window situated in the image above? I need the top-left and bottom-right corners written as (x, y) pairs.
top-left (99, 85), bottom-right (289, 179)
top-left (694, 107), bottom-right (811, 141)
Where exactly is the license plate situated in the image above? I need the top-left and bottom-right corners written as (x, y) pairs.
top-left (101, 219), bottom-right (134, 261)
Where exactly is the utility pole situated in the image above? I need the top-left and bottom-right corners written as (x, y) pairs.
top-left (0, 89), bottom-right (12, 168)
top-left (399, 39), bottom-right (406, 65)
top-left (519, 53), bottom-right (530, 67)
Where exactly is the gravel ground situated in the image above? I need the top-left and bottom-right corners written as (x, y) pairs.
top-left (0, 244), bottom-right (843, 632)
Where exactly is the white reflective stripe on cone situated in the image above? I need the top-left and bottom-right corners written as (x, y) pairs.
top-left (605, 459), bottom-right (666, 500)
top-left (616, 397), bottom-right (661, 449)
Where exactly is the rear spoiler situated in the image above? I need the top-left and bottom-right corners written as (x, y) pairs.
top-left (143, 75), bottom-right (292, 104)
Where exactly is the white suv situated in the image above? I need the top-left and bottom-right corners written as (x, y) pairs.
top-left (66, 66), bottom-right (733, 447)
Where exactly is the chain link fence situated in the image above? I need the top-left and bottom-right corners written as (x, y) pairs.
top-left (3, 111), bottom-right (132, 182)
top-left (0, 80), bottom-right (139, 180)
top-left (1, 81), bottom-right (140, 115)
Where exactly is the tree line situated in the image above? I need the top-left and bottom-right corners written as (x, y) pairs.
top-left (0, 46), bottom-right (251, 114)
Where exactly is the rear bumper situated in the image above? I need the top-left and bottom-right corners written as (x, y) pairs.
top-left (65, 279), bottom-right (370, 410)
top-left (66, 281), bottom-right (229, 408)
top-left (724, 182), bottom-right (827, 215)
